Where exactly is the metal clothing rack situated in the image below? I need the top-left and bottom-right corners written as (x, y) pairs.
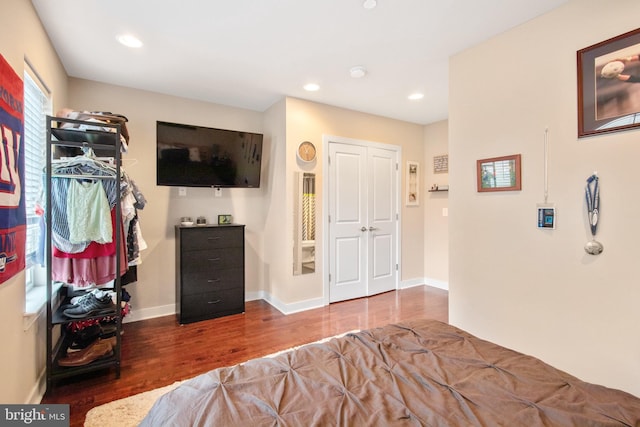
top-left (45, 115), bottom-right (123, 389)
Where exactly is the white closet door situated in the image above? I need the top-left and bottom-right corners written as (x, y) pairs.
top-left (367, 147), bottom-right (398, 296)
top-left (328, 143), bottom-right (368, 302)
top-left (328, 140), bottom-right (398, 303)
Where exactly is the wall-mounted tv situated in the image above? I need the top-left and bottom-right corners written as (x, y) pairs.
top-left (156, 120), bottom-right (263, 188)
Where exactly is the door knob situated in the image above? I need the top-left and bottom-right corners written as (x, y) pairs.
top-left (369, 226), bottom-right (378, 231)
top-left (361, 226), bottom-right (368, 232)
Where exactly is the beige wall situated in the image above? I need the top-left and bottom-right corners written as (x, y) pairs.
top-left (261, 98), bottom-right (287, 302)
top-left (0, 0), bottom-right (69, 404)
top-left (68, 78), bottom-right (266, 319)
top-left (264, 98), bottom-right (424, 312)
top-left (449, 0), bottom-right (640, 396)
top-left (423, 120), bottom-right (449, 288)
top-left (65, 86), bottom-right (429, 319)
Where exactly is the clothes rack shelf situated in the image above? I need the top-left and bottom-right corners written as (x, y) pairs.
top-left (45, 115), bottom-right (124, 389)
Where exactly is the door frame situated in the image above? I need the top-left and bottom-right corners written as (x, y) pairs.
top-left (322, 134), bottom-right (402, 305)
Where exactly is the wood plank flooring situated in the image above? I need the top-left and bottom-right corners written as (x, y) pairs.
top-left (41, 285), bottom-right (448, 427)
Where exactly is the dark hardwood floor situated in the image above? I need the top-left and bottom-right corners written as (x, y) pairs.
top-left (41, 285), bottom-right (448, 427)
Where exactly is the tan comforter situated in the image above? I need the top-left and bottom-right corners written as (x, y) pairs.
top-left (140, 319), bottom-right (640, 426)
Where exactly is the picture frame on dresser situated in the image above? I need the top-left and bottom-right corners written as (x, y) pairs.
top-left (218, 214), bottom-right (232, 225)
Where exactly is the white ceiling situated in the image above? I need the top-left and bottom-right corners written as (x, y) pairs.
top-left (31, 0), bottom-right (567, 125)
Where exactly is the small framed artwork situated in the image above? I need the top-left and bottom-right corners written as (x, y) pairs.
top-left (476, 154), bottom-right (521, 193)
top-left (433, 154), bottom-right (448, 174)
top-left (577, 27), bottom-right (640, 137)
top-left (218, 214), bottom-right (232, 225)
top-left (406, 161), bottom-right (419, 206)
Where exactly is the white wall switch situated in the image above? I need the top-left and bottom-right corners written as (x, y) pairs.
top-left (178, 187), bottom-right (187, 197)
top-left (442, 207), bottom-right (448, 217)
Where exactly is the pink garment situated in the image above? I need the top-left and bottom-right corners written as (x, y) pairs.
top-left (51, 219), bottom-right (128, 286)
top-left (53, 209), bottom-right (117, 259)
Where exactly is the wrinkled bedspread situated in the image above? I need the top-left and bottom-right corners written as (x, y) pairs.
top-left (140, 319), bottom-right (640, 426)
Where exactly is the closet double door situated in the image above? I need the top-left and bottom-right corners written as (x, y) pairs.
top-left (328, 139), bottom-right (399, 303)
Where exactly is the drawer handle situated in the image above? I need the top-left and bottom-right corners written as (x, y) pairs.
top-left (207, 299), bottom-right (222, 304)
top-left (208, 257), bottom-right (221, 262)
top-left (207, 237), bottom-right (221, 240)
top-left (207, 279), bottom-right (221, 283)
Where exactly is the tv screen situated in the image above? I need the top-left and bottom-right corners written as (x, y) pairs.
top-left (156, 121), bottom-right (263, 188)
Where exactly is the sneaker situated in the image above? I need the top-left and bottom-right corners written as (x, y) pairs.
top-left (61, 289), bottom-right (101, 310)
top-left (63, 292), bottom-right (116, 319)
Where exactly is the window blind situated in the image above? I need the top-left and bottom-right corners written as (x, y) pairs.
top-left (23, 70), bottom-right (50, 268)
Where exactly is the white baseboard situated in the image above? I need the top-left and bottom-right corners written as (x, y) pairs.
top-left (400, 278), bottom-right (426, 289)
top-left (124, 304), bottom-right (175, 323)
top-left (245, 290), bottom-right (266, 302)
top-left (261, 292), bottom-right (324, 315)
top-left (401, 277), bottom-right (448, 291)
top-left (26, 372), bottom-right (46, 404)
top-left (424, 277), bottom-right (448, 290)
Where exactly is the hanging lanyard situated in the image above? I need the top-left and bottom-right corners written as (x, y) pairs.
top-left (585, 174), bottom-right (599, 237)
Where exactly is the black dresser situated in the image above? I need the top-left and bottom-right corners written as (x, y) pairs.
top-left (175, 224), bottom-right (245, 324)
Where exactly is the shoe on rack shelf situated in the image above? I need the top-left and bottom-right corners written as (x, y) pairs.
top-left (68, 324), bottom-right (102, 350)
top-left (58, 338), bottom-right (114, 367)
top-left (62, 292), bottom-right (116, 319)
top-left (60, 288), bottom-right (105, 310)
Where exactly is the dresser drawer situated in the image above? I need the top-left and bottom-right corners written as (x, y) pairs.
top-left (176, 224), bottom-right (245, 324)
top-left (181, 267), bottom-right (243, 295)
top-left (180, 226), bottom-right (243, 251)
top-left (181, 247), bottom-right (244, 271)
top-left (180, 288), bottom-right (244, 323)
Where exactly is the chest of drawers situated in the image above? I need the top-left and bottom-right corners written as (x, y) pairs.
top-left (175, 224), bottom-right (245, 324)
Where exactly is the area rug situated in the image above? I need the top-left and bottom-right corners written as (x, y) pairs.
top-left (83, 331), bottom-right (358, 427)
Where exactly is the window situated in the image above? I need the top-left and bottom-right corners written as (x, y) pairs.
top-left (23, 63), bottom-right (51, 292)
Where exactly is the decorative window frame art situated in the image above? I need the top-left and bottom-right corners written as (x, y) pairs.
top-left (476, 154), bottom-right (521, 193)
top-left (577, 27), bottom-right (640, 137)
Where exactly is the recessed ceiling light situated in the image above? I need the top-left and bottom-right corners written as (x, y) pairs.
top-left (408, 93), bottom-right (424, 100)
top-left (350, 66), bottom-right (367, 78)
top-left (363, 0), bottom-right (377, 9)
top-left (304, 83), bottom-right (320, 92)
top-left (117, 34), bottom-right (143, 48)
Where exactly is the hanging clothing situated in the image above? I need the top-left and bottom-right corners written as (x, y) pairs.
top-left (45, 146), bottom-right (147, 287)
top-left (51, 212), bottom-right (128, 286)
top-left (67, 179), bottom-right (112, 244)
top-left (54, 209), bottom-right (117, 259)
top-left (49, 160), bottom-right (120, 253)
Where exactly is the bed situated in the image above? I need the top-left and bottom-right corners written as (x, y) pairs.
top-left (140, 319), bottom-right (640, 426)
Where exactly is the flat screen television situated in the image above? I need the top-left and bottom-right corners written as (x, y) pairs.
top-left (156, 120), bottom-right (263, 188)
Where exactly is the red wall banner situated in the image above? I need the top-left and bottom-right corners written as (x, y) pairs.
top-left (0, 55), bottom-right (26, 284)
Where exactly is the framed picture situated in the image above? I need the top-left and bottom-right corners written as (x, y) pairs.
top-left (406, 161), bottom-right (419, 206)
top-left (218, 214), bottom-right (232, 225)
top-left (433, 154), bottom-right (448, 173)
top-left (476, 154), bottom-right (521, 193)
top-left (577, 27), bottom-right (640, 137)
